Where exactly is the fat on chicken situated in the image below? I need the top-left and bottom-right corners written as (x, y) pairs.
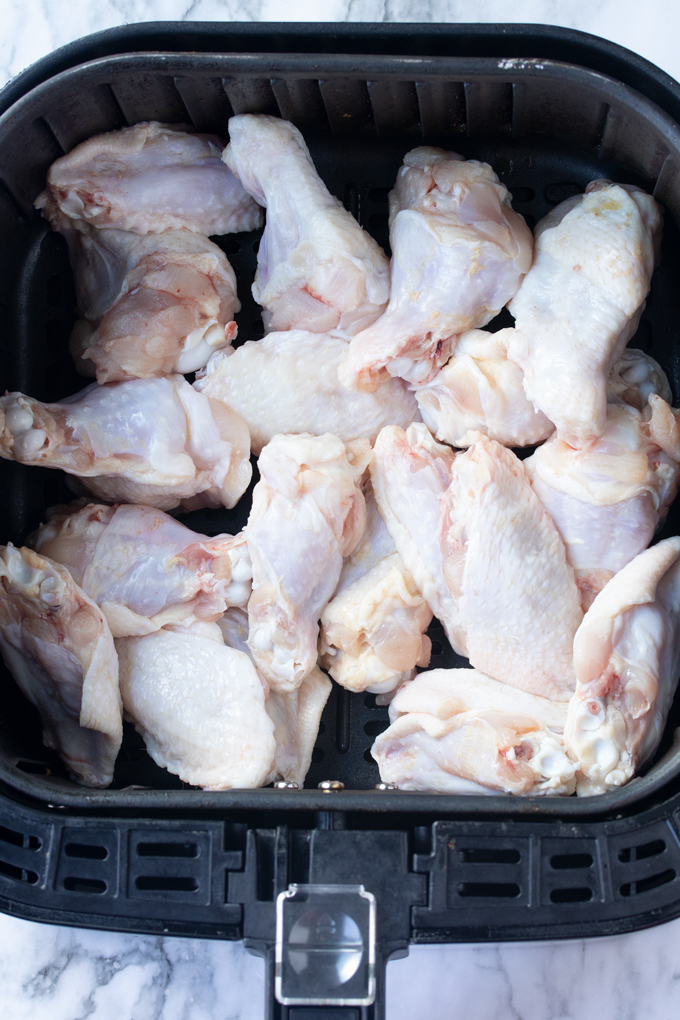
top-left (319, 484), bottom-right (432, 694)
top-left (607, 348), bottom-right (673, 409)
top-left (340, 147), bottom-right (533, 391)
top-left (372, 668), bottom-right (576, 795)
top-left (33, 502), bottom-right (251, 637)
top-left (194, 330), bottom-right (418, 455)
top-left (36, 121), bottom-right (263, 236)
top-left (117, 620), bottom-right (276, 790)
top-left (223, 114), bottom-right (390, 337)
top-left (565, 537), bottom-right (680, 796)
top-left (507, 180), bottom-right (663, 445)
top-left (440, 437), bottom-right (583, 699)
top-left (526, 355), bottom-right (680, 609)
top-left (246, 433), bottom-right (370, 692)
top-left (219, 607), bottom-right (332, 786)
top-left (414, 327), bottom-right (553, 447)
top-left (0, 375), bottom-right (251, 511)
top-left (43, 210), bottom-right (240, 383)
top-left (0, 544), bottom-right (122, 787)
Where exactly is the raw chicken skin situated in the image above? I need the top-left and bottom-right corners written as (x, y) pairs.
top-left (319, 485), bottom-right (432, 694)
top-left (246, 433), bottom-right (370, 692)
top-left (0, 376), bottom-right (251, 511)
top-left (218, 606), bottom-right (332, 786)
top-left (440, 437), bottom-right (583, 699)
top-left (223, 115), bottom-right (390, 337)
top-left (0, 545), bottom-right (122, 787)
top-left (372, 668), bottom-right (575, 795)
top-left (340, 147), bottom-right (533, 391)
top-left (526, 379), bottom-right (680, 609)
top-left (565, 537), bottom-right (680, 796)
top-left (33, 502), bottom-right (252, 637)
top-left (194, 331), bottom-right (418, 455)
top-left (370, 424), bottom-right (457, 643)
top-left (44, 212), bottom-right (240, 383)
top-left (414, 327), bottom-right (553, 447)
top-left (36, 121), bottom-right (263, 235)
top-left (507, 180), bottom-right (663, 444)
top-left (117, 620), bottom-right (276, 790)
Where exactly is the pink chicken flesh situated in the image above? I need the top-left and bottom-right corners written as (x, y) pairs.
top-left (246, 433), bottom-right (370, 692)
top-left (36, 121), bottom-right (263, 235)
top-left (33, 502), bottom-right (252, 637)
top-left (223, 114), bottom-right (390, 338)
top-left (0, 376), bottom-right (251, 511)
top-left (340, 147), bottom-right (533, 391)
top-left (565, 537), bottom-right (680, 795)
top-left (0, 545), bottom-right (122, 787)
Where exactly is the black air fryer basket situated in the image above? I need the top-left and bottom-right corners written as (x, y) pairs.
top-left (3, 22), bottom-right (680, 1019)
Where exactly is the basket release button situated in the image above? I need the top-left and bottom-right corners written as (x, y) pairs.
top-left (275, 883), bottom-right (376, 1006)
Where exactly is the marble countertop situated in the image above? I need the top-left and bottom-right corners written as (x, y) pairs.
top-left (2, 2), bottom-right (680, 1018)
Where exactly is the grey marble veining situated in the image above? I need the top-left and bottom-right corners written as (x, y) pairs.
top-left (0, 911), bottom-right (265, 1020)
top-left (0, 0), bottom-right (679, 93)
top-left (2, 1), bottom-right (680, 1018)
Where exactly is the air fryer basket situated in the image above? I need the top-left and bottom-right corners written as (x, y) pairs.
top-left (3, 23), bottom-right (680, 1019)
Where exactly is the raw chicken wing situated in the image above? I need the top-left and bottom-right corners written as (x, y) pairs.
top-left (319, 485), bottom-right (432, 693)
top-left (0, 375), bottom-right (251, 511)
top-left (440, 436), bottom-right (583, 699)
top-left (218, 606), bottom-right (332, 787)
top-left (33, 502), bottom-right (251, 636)
top-left (194, 330), bottom-right (418, 455)
top-left (44, 211), bottom-right (240, 382)
top-left (370, 423), bottom-right (457, 641)
top-left (414, 327), bottom-right (553, 447)
top-left (224, 115), bottom-right (389, 336)
top-left (0, 545), bottom-right (122, 787)
top-left (507, 180), bottom-right (663, 444)
top-left (526, 363), bottom-right (680, 608)
top-left (246, 433), bottom-right (370, 691)
top-left (565, 537), bottom-right (680, 795)
top-left (340, 147), bottom-right (533, 391)
top-left (372, 668), bottom-right (575, 795)
top-left (117, 620), bottom-right (276, 790)
top-left (37, 121), bottom-right (262, 235)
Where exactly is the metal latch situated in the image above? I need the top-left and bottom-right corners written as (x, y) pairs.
top-left (275, 883), bottom-right (376, 1007)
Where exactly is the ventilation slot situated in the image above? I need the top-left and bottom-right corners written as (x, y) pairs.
top-left (618, 839), bottom-right (666, 863)
top-left (217, 238), bottom-right (241, 256)
top-left (508, 187), bottom-right (535, 203)
top-left (620, 869), bottom-right (676, 897)
top-left (459, 847), bottom-right (521, 865)
top-left (0, 859), bottom-right (38, 884)
top-left (135, 876), bottom-right (198, 892)
top-left (336, 684), bottom-right (351, 753)
top-left (65, 842), bottom-right (108, 860)
top-left (63, 876), bottom-right (106, 894)
top-left (457, 882), bottom-right (521, 898)
top-left (551, 853), bottom-right (594, 871)
top-left (363, 720), bottom-right (389, 738)
top-left (16, 760), bottom-right (52, 775)
top-left (550, 887), bottom-right (593, 904)
top-left (136, 842), bottom-right (199, 858)
top-left (0, 824), bottom-right (40, 850)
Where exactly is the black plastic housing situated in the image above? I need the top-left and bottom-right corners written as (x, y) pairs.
top-left (3, 22), bottom-right (680, 1020)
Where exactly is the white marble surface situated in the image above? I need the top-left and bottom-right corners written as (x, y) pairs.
top-left (2, 1), bottom-right (680, 1018)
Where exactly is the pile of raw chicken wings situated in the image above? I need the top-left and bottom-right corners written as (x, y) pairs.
top-left (1, 114), bottom-right (679, 799)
